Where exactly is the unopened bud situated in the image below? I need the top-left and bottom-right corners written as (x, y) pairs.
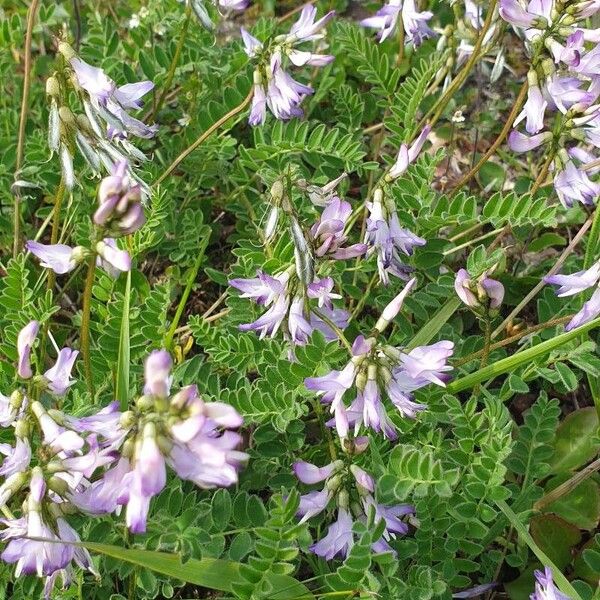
top-left (0, 471), bottom-right (28, 506)
top-left (337, 489), bottom-right (350, 510)
top-left (264, 206), bottom-right (279, 242)
top-left (270, 180), bottom-right (284, 204)
top-left (46, 76), bottom-right (60, 98)
top-left (374, 277), bottom-right (417, 332)
top-left (58, 41), bottom-right (76, 60)
top-left (136, 395), bottom-right (154, 411)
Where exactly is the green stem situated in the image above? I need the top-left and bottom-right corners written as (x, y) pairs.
top-left (495, 500), bottom-right (583, 600)
top-left (80, 253), bottom-right (97, 398)
top-left (164, 237), bottom-right (209, 349)
top-left (312, 308), bottom-right (353, 353)
top-left (47, 176), bottom-right (67, 290)
top-left (147, 2), bottom-right (192, 122)
top-left (447, 316), bottom-right (600, 393)
top-left (449, 81), bottom-right (529, 196)
top-left (154, 89), bottom-right (253, 187)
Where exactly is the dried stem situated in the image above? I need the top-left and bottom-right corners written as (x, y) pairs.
top-left (154, 89), bottom-right (253, 186)
top-left (80, 253), bottom-right (97, 398)
top-left (13, 0), bottom-right (41, 258)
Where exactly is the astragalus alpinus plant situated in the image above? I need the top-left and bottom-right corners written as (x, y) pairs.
top-left (2, 0), bottom-right (600, 598)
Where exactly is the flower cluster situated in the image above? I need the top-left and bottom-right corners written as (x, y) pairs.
top-left (68, 350), bottom-right (247, 532)
top-left (306, 279), bottom-right (454, 440)
top-left (0, 324), bottom-right (246, 595)
top-left (27, 161), bottom-right (143, 277)
top-left (545, 259), bottom-right (600, 329)
top-left (502, 0), bottom-right (600, 207)
top-left (361, 0), bottom-right (434, 47)
top-left (455, 268), bottom-right (505, 311)
top-left (242, 4), bottom-right (334, 124)
top-left (530, 567), bottom-right (571, 600)
top-left (293, 442), bottom-right (414, 559)
top-left (366, 127), bottom-right (430, 285)
top-left (230, 176), bottom-right (365, 346)
top-left (47, 43), bottom-right (156, 191)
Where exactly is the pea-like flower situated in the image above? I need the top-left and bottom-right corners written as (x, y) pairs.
top-left (243, 5), bottom-right (334, 125)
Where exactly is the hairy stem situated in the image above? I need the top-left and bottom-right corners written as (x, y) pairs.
top-left (80, 253), bottom-right (97, 398)
top-left (417, 0), bottom-right (498, 132)
top-left (154, 89), bottom-right (253, 186)
top-left (449, 81), bottom-right (529, 195)
top-left (164, 237), bottom-right (209, 349)
top-left (13, 0), bottom-right (41, 258)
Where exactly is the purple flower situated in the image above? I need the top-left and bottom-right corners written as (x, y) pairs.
top-left (288, 296), bottom-right (314, 345)
top-left (566, 287), bottom-right (600, 330)
top-left (26, 241), bottom-right (82, 275)
top-left (144, 350), bottom-right (173, 397)
top-left (0, 393), bottom-right (19, 428)
top-left (530, 567), bottom-right (571, 600)
top-left (32, 402), bottom-right (85, 454)
top-left (554, 161), bottom-right (600, 208)
top-left (249, 80), bottom-right (267, 126)
top-left (17, 320), bottom-right (39, 379)
top-left (287, 5), bottom-right (335, 43)
top-left (44, 348), bottom-right (78, 395)
top-left (239, 293), bottom-right (290, 339)
top-left (297, 489), bottom-right (331, 522)
top-left (96, 238), bottom-right (131, 274)
top-left (349, 378), bottom-right (398, 439)
top-left (363, 496), bottom-right (413, 554)
top-left (499, 0), bottom-right (539, 28)
top-left (508, 130), bottom-right (552, 152)
top-left (307, 278), bottom-right (342, 309)
top-left (0, 438), bottom-right (31, 477)
top-left (294, 460), bottom-right (340, 484)
top-left (386, 374), bottom-right (427, 418)
top-left (219, 0), bottom-right (249, 10)
top-left (361, 0), bottom-right (433, 46)
top-left (481, 277), bottom-right (505, 308)
top-left (398, 341), bottom-right (454, 386)
top-left (515, 82), bottom-right (547, 134)
top-left (309, 197), bottom-right (367, 259)
top-left (545, 76), bottom-right (597, 113)
top-left (310, 306), bottom-right (350, 341)
top-left (544, 262), bottom-right (600, 296)
top-left (455, 269), bottom-right (478, 307)
top-left (229, 271), bottom-right (288, 305)
top-left (69, 56), bottom-right (157, 139)
top-left (387, 126), bottom-right (431, 180)
top-left (94, 160), bottom-right (145, 235)
top-left (548, 31), bottom-right (584, 67)
top-left (266, 57), bottom-right (313, 120)
top-left (310, 507), bottom-right (354, 559)
top-left (365, 191), bottom-right (424, 285)
top-left (574, 0), bottom-right (600, 19)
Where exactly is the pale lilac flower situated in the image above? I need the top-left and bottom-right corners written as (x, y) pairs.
top-left (310, 507), bottom-right (354, 559)
top-left (545, 76), bottom-right (597, 113)
top-left (249, 80), bottom-right (267, 126)
top-left (515, 83), bottom-right (547, 134)
top-left (309, 197), bottom-right (367, 259)
top-left (365, 190), bottom-right (425, 285)
top-left (508, 130), bottom-right (552, 152)
top-left (387, 126), bottom-right (431, 180)
top-left (239, 293), bottom-right (290, 339)
top-left (573, 42), bottom-right (600, 77)
top-left (26, 242), bottom-right (81, 275)
top-left (241, 28), bottom-right (262, 57)
top-left (530, 567), bottom-right (571, 600)
top-left (574, 0), bottom-right (600, 19)
top-left (219, 0), bottom-right (249, 10)
top-left (544, 262), bottom-right (600, 296)
top-left (363, 496), bottom-right (413, 554)
top-left (44, 348), bottom-right (78, 395)
top-left (349, 378), bottom-right (398, 439)
top-left (481, 277), bottom-right (505, 308)
top-left (69, 56), bottom-right (157, 139)
top-left (286, 5), bottom-right (335, 43)
top-left (500, 0), bottom-right (538, 27)
top-left (17, 321), bottom-right (39, 379)
top-left (297, 489), bottom-right (331, 522)
top-left (361, 0), bottom-right (433, 46)
top-left (399, 341), bottom-right (454, 386)
top-left (0, 438), bottom-right (31, 477)
top-left (143, 350), bottom-right (172, 397)
top-left (96, 238), bottom-right (131, 273)
top-left (386, 375), bottom-right (427, 418)
top-left (288, 297), bottom-right (313, 345)
top-left (94, 160), bottom-right (145, 235)
top-left (32, 402), bottom-right (85, 454)
top-left (554, 161), bottom-right (600, 208)
top-left (547, 31), bottom-right (584, 67)
top-left (229, 271), bottom-right (288, 305)
top-left (455, 269), bottom-right (478, 307)
top-left (294, 460), bottom-right (340, 484)
top-left (0, 393), bottom-right (19, 427)
top-left (310, 306), bottom-right (350, 341)
top-left (307, 278), bottom-right (342, 309)
top-left (266, 58), bottom-right (313, 120)
top-left (566, 287), bottom-right (600, 330)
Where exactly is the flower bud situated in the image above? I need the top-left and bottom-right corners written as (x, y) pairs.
top-left (46, 76), bottom-right (60, 98)
top-left (270, 180), bottom-right (284, 204)
top-left (58, 41), bottom-right (76, 60)
top-left (374, 278), bottom-right (416, 333)
top-left (58, 106), bottom-right (77, 127)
